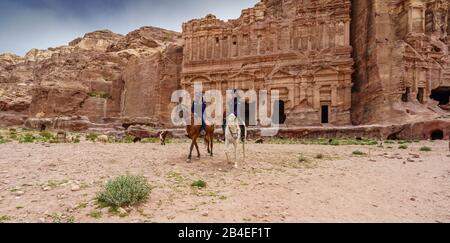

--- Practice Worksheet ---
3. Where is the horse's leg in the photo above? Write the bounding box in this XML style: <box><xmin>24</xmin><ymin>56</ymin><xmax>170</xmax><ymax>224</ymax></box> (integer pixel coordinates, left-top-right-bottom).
<box><xmin>234</xmin><ymin>142</ymin><xmax>238</xmax><ymax>168</ymax></box>
<box><xmin>204</xmin><ymin>136</ymin><xmax>211</xmax><ymax>155</ymax></box>
<box><xmin>242</xmin><ymin>140</ymin><xmax>246</xmax><ymax>162</ymax></box>
<box><xmin>194</xmin><ymin>137</ymin><xmax>201</xmax><ymax>158</ymax></box>
<box><xmin>210</xmin><ymin>133</ymin><xmax>214</xmax><ymax>157</ymax></box>
<box><xmin>225</xmin><ymin>138</ymin><xmax>230</xmax><ymax>164</ymax></box>
<box><xmin>187</xmin><ymin>138</ymin><xmax>195</xmax><ymax>162</ymax></box>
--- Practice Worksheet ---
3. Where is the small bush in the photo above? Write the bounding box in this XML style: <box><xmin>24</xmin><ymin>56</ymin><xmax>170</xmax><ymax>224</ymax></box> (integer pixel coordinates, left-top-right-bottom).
<box><xmin>88</xmin><ymin>91</ymin><xmax>112</xmax><ymax>99</ymax></box>
<box><xmin>88</xmin><ymin>210</ymin><xmax>102</xmax><ymax>219</ymax></box>
<box><xmin>191</xmin><ymin>180</ymin><xmax>207</xmax><ymax>189</ymax></box>
<box><xmin>19</xmin><ymin>133</ymin><xmax>36</xmax><ymax>143</ymax></box>
<box><xmin>141</xmin><ymin>138</ymin><xmax>159</xmax><ymax>144</ymax></box>
<box><xmin>86</xmin><ymin>133</ymin><xmax>98</xmax><ymax>142</ymax></box>
<box><xmin>399</xmin><ymin>145</ymin><xmax>408</xmax><ymax>150</ymax></box>
<box><xmin>398</xmin><ymin>140</ymin><xmax>413</xmax><ymax>145</ymax></box>
<box><xmin>0</xmin><ymin>135</ymin><xmax>8</xmax><ymax>144</ymax></box>
<box><xmin>97</xmin><ymin>175</ymin><xmax>151</xmax><ymax>208</ymax></box>
<box><xmin>315</xmin><ymin>153</ymin><xmax>325</xmax><ymax>159</ymax></box>
<box><xmin>420</xmin><ymin>146</ymin><xmax>432</xmax><ymax>152</ymax></box>
<box><xmin>298</xmin><ymin>154</ymin><xmax>309</xmax><ymax>163</ymax></box>
<box><xmin>39</xmin><ymin>131</ymin><xmax>54</xmax><ymax>140</ymax></box>
<box><xmin>0</xmin><ymin>215</ymin><xmax>11</xmax><ymax>223</ymax></box>
<box><xmin>123</xmin><ymin>135</ymin><xmax>136</xmax><ymax>143</ymax></box>
<box><xmin>352</xmin><ymin>150</ymin><xmax>367</xmax><ymax>156</ymax></box>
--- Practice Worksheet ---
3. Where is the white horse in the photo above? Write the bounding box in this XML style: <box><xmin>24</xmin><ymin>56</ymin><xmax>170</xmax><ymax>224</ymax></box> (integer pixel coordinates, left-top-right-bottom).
<box><xmin>225</xmin><ymin>114</ymin><xmax>247</xmax><ymax>168</ymax></box>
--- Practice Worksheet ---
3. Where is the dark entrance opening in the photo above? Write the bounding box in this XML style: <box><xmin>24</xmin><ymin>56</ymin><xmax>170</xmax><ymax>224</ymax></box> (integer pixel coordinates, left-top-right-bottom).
<box><xmin>402</xmin><ymin>87</ymin><xmax>411</xmax><ymax>102</ymax></box>
<box><xmin>430</xmin><ymin>86</ymin><xmax>450</xmax><ymax>105</ymax></box>
<box><xmin>417</xmin><ymin>88</ymin><xmax>424</xmax><ymax>103</ymax></box>
<box><xmin>272</xmin><ymin>100</ymin><xmax>286</xmax><ymax>125</ymax></box>
<box><xmin>243</xmin><ymin>101</ymin><xmax>257</xmax><ymax>126</ymax></box>
<box><xmin>321</xmin><ymin>105</ymin><xmax>329</xmax><ymax>124</ymax></box>
<box><xmin>431</xmin><ymin>130</ymin><xmax>444</xmax><ymax>140</ymax></box>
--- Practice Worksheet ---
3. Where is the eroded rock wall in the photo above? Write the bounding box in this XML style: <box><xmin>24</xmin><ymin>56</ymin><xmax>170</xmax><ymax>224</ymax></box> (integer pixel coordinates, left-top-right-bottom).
<box><xmin>0</xmin><ymin>27</ymin><xmax>183</xmax><ymax>129</ymax></box>
<box><xmin>351</xmin><ymin>0</ymin><xmax>450</xmax><ymax>125</ymax></box>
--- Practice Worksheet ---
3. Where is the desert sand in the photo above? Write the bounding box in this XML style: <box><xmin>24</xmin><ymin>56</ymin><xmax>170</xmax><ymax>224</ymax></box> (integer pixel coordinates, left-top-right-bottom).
<box><xmin>0</xmin><ymin>140</ymin><xmax>449</xmax><ymax>223</ymax></box>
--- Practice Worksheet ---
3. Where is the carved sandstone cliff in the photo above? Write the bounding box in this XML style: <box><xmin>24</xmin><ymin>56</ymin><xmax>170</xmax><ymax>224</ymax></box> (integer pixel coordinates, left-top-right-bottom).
<box><xmin>351</xmin><ymin>0</ymin><xmax>450</xmax><ymax>125</ymax></box>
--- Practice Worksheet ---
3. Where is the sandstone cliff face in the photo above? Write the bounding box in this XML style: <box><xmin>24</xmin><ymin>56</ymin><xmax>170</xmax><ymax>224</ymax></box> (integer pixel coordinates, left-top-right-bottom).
<box><xmin>1</xmin><ymin>0</ymin><xmax>449</xmax><ymax>132</ymax></box>
<box><xmin>0</xmin><ymin>26</ymin><xmax>183</xmax><ymax>128</ymax></box>
<box><xmin>351</xmin><ymin>0</ymin><xmax>450</xmax><ymax>125</ymax></box>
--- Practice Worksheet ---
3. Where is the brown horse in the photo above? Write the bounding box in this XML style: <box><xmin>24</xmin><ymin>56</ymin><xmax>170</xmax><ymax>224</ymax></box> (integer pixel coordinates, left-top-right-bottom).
<box><xmin>186</xmin><ymin>113</ymin><xmax>215</xmax><ymax>162</ymax></box>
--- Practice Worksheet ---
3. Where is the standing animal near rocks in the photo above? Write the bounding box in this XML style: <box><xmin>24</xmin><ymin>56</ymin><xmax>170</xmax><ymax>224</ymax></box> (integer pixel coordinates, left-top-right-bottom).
<box><xmin>159</xmin><ymin>131</ymin><xmax>169</xmax><ymax>145</ymax></box>
<box><xmin>183</xmin><ymin>104</ymin><xmax>215</xmax><ymax>162</ymax></box>
<box><xmin>225</xmin><ymin>114</ymin><xmax>247</xmax><ymax>168</ymax></box>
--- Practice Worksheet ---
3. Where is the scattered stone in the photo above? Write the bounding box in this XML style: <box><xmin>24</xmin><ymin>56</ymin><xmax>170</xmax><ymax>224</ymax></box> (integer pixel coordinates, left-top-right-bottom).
<box><xmin>117</xmin><ymin>207</ymin><xmax>127</xmax><ymax>215</ymax></box>
<box><xmin>13</xmin><ymin>190</ymin><xmax>25</xmax><ymax>196</ymax></box>
<box><xmin>42</xmin><ymin>186</ymin><xmax>51</xmax><ymax>191</ymax></box>
<box><xmin>202</xmin><ymin>212</ymin><xmax>209</xmax><ymax>217</ymax></box>
<box><xmin>56</xmin><ymin>131</ymin><xmax>67</xmax><ymax>143</ymax></box>
<box><xmin>71</xmin><ymin>185</ymin><xmax>81</xmax><ymax>192</ymax></box>
<box><xmin>407</xmin><ymin>158</ymin><xmax>415</xmax><ymax>163</ymax></box>
<box><xmin>39</xmin><ymin>218</ymin><xmax>46</xmax><ymax>223</ymax></box>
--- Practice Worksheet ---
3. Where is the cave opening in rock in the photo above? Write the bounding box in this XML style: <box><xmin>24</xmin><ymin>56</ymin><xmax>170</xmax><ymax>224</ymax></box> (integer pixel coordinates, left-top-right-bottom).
<box><xmin>321</xmin><ymin>105</ymin><xmax>329</xmax><ymax>124</ymax></box>
<box><xmin>431</xmin><ymin>130</ymin><xmax>444</xmax><ymax>140</ymax></box>
<box><xmin>402</xmin><ymin>87</ymin><xmax>411</xmax><ymax>102</ymax></box>
<box><xmin>417</xmin><ymin>87</ymin><xmax>424</xmax><ymax>103</ymax></box>
<box><xmin>430</xmin><ymin>86</ymin><xmax>450</xmax><ymax>105</ymax></box>
<box><xmin>272</xmin><ymin>100</ymin><xmax>286</xmax><ymax>125</ymax></box>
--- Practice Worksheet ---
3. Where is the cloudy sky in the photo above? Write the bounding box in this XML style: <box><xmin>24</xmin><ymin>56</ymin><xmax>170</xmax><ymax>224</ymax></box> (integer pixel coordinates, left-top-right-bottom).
<box><xmin>0</xmin><ymin>0</ymin><xmax>258</xmax><ymax>56</ymax></box>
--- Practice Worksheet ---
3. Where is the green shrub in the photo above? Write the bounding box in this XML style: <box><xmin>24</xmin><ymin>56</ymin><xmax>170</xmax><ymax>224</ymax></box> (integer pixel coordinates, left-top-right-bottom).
<box><xmin>298</xmin><ymin>154</ymin><xmax>309</xmax><ymax>163</ymax></box>
<box><xmin>86</xmin><ymin>133</ymin><xmax>98</xmax><ymax>142</ymax></box>
<box><xmin>123</xmin><ymin>135</ymin><xmax>135</xmax><ymax>143</ymax></box>
<box><xmin>97</xmin><ymin>175</ymin><xmax>151</xmax><ymax>208</ymax></box>
<box><xmin>19</xmin><ymin>133</ymin><xmax>36</xmax><ymax>143</ymax></box>
<box><xmin>39</xmin><ymin>131</ymin><xmax>54</xmax><ymax>140</ymax></box>
<box><xmin>398</xmin><ymin>140</ymin><xmax>413</xmax><ymax>145</ymax></box>
<box><xmin>420</xmin><ymin>146</ymin><xmax>432</xmax><ymax>152</ymax></box>
<box><xmin>141</xmin><ymin>138</ymin><xmax>159</xmax><ymax>144</ymax></box>
<box><xmin>88</xmin><ymin>91</ymin><xmax>112</xmax><ymax>99</ymax></box>
<box><xmin>88</xmin><ymin>210</ymin><xmax>102</xmax><ymax>219</ymax></box>
<box><xmin>399</xmin><ymin>145</ymin><xmax>408</xmax><ymax>150</ymax></box>
<box><xmin>352</xmin><ymin>150</ymin><xmax>367</xmax><ymax>156</ymax></box>
<box><xmin>0</xmin><ymin>215</ymin><xmax>11</xmax><ymax>223</ymax></box>
<box><xmin>315</xmin><ymin>153</ymin><xmax>325</xmax><ymax>159</ymax></box>
<box><xmin>0</xmin><ymin>135</ymin><xmax>7</xmax><ymax>144</ymax></box>
<box><xmin>191</xmin><ymin>180</ymin><xmax>207</xmax><ymax>189</ymax></box>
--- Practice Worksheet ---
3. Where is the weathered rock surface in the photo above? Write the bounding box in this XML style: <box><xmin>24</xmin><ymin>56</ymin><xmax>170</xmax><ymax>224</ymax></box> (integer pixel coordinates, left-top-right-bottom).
<box><xmin>351</xmin><ymin>0</ymin><xmax>450</xmax><ymax>125</ymax></box>
<box><xmin>0</xmin><ymin>0</ymin><xmax>449</xmax><ymax>140</ymax></box>
<box><xmin>0</xmin><ymin>27</ymin><xmax>183</xmax><ymax>129</ymax></box>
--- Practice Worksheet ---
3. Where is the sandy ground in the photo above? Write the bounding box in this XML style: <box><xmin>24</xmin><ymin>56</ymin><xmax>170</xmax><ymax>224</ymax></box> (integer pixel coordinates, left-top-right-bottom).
<box><xmin>0</xmin><ymin>139</ymin><xmax>449</xmax><ymax>223</ymax></box>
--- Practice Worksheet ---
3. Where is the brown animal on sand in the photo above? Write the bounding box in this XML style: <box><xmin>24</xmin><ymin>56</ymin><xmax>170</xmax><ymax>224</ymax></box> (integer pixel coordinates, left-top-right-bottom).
<box><xmin>255</xmin><ymin>138</ymin><xmax>264</xmax><ymax>144</ymax></box>
<box><xmin>184</xmin><ymin>108</ymin><xmax>215</xmax><ymax>162</ymax></box>
<box><xmin>160</xmin><ymin>131</ymin><xmax>170</xmax><ymax>145</ymax></box>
